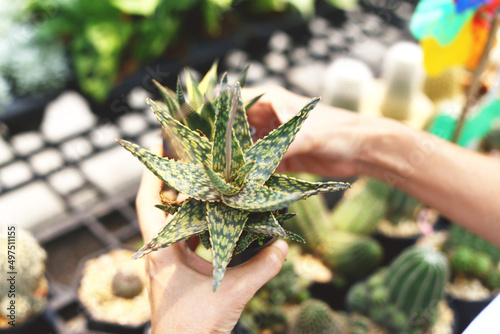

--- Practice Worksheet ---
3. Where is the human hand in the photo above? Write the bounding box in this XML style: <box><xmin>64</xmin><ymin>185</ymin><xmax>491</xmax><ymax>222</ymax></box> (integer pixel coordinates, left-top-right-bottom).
<box><xmin>136</xmin><ymin>146</ymin><xmax>289</xmax><ymax>334</ymax></box>
<box><xmin>243</xmin><ymin>86</ymin><xmax>390</xmax><ymax>178</ymax></box>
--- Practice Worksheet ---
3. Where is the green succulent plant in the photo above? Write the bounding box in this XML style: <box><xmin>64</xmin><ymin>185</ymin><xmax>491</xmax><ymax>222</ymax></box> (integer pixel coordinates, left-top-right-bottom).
<box><xmin>119</xmin><ymin>65</ymin><xmax>350</xmax><ymax>290</ymax></box>
<box><xmin>289</xmin><ymin>299</ymin><xmax>349</xmax><ymax>334</ymax></box>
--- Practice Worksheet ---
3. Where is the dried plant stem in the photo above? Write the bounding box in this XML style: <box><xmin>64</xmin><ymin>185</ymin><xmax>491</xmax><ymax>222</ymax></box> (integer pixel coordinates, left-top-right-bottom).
<box><xmin>225</xmin><ymin>91</ymin><xmax>238</xmax><ymax>181</ymax></box>
<box><xmin>452</xmin><ymin>10</ymin><xmax>500</xmax><ymax>143</ymax></box>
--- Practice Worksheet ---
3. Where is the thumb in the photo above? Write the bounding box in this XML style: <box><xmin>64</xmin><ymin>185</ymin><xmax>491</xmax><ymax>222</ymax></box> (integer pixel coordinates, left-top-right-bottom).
<box><xmin>225</xmin><ymin>240</ymin><xmax>288</xmax><ymax>298</ymax></box>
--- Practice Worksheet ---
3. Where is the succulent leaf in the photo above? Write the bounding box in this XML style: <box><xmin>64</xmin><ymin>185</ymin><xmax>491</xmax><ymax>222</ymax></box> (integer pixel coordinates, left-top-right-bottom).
<box><xmin>118</xmin><ymin>140</ymin><xmax>221</xmax><ymax>201</ymax></box>
<box><xmin>212</xmin><ymin>77</ymin><xmax>244</xmax><ymax>176</ymax></box>
<box><xmin>222</xmin><ymin>181</ymin><xmax>301</xmax><ymax>212</ymax></box>
<box><xmin>203</xmin><ymin>164</ymin><xmax>242</xmax><ymax>196</ymax></box>
<box><xmin>244</xmin><ymin>213</ymin><xmax>286</xmax><ymax>238</ymax></box>
<box><xmin>284</xmin><ymin>230</ymin><xmax>306</xmax><ymax>243</ymax></box>
<box><xmin>244</xmin><ymin>93</ymin><xmax>264</xmax><ymax>112</ymax></box>
<box><xmin>133</xmin><ymin>201</ymin><xmax>207</xmax><ymax>259</ymax></box>
<box><xmin>244</xmin><ymin>98</ymin><xmax>320</xmax><ymax>184</ymax></box>
<box><xmin>147</xmin><ymin>99</ymin><xmax>212</xmax><ymax>164</ymax></box>
<box><xmin>235</xmin><ymin>231</ymin><xmax>261</xmax><ymax>254</ymax></box>
<box><xmin>155</xmin><ymin>203</ymin><xmax>181</xmax><ymax>215</ymax></box>
<box><xmin>207</xmin><ymin>202</ymin><xmax>248</xmax><ymax>291</ymax></box>
<box><xmin>198</xmin><ymin>231</ymin><xmax>212</xmax><ymax>249</ymax></box>
<box><xmin>184</xmin><ymin>68</ymin><xmax>204</xmax><ymax>111</ymax></box>
<box><xmin>231</xmin><ymin>160</ymin><xmax>256</xmax><ymax>188</ymax></box>
<box><xmin>275</xmin><ymin>212</ymin><xmax>297</xmax><ymax>222</ymax></box>
<box><xmin>266</xmin><ymin>174</ymin><xmax>350</xmax><ymax>199</ymax></box>
<box><xmin>198</xmin><ymin>61</ymin><xmax>218</xmax><ymax>99</ymax></box>
<box><xmin>233</xmin><ymin>83</ymin><xmax>253</xmax><ymax>152</ymax></box>
<box><xmin>238</xmin><ymin>64</ymin><xmax>251</xmax><ymax>88</ymax></box>
<box><xmin>153</xmin><ymin>80</ymin><xmax>181</xmax><ymax>118</ymax></box>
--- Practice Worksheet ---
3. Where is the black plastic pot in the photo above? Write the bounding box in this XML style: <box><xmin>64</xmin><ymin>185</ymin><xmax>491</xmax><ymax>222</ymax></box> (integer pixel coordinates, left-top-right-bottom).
<box><xmin>447</xmin><ymin>294</ymin><xmax>495</xmax><ymax>333</ymax></box>
<box><xmin>73</xmin><ymin>247</ymin><xmax>149</xmax><ymax>334</ymax></box>
<box><xmin>374</xmin><ymin>232</ymin><xmax>419</xmax><ymax>266</ymax></box>
<box><xmin>229</xmin><ymin>237</ymin><xmax>277</xmax><ymax>267</ymax></box>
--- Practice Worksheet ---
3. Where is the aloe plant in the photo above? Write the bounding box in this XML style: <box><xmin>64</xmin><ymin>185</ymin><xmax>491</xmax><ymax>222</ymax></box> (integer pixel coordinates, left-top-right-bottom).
<box><xmin>119</xmin><ymin>65</ymin><xmax>350</xmax><ymax>290</ymax></box>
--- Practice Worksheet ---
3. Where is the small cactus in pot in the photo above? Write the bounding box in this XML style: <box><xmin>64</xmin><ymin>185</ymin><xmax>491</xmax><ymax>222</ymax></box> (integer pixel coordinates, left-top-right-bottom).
<box><xmin>119</xmin><ymin>64</ymin><xmax>350</xmax><ymax>290</ymax></box>
<box><xmin>347</xmin><ymin>246</ymin><xmax>449</xmax><ymax>333</ymax></box>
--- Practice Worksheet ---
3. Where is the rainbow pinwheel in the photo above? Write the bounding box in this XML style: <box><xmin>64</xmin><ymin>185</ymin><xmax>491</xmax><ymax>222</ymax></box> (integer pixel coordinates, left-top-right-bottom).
<box><xmin>411</xmin><ymin>0</ymin><xmax>500</xmax><ymax>76</ymax></box>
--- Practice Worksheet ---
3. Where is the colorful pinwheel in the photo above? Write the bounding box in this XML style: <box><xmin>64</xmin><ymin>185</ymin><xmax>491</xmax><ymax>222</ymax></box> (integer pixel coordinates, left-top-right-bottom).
<box><xmin>411</xmin><ymin>0</ymin><xmax>500</xmax><ymax>76</ymax></box>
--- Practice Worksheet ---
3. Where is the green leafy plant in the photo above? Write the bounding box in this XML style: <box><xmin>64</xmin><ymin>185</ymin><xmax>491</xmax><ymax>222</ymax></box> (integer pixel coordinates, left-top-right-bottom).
<box><xmin>119</xmin><ymin>65</ymin><xmax>349</xmax><ymax>290</ymax></box>
<box><xmin>347</xmin><ymin>246</ymin><xmax>449</xmax><ymax>334</ymax></box>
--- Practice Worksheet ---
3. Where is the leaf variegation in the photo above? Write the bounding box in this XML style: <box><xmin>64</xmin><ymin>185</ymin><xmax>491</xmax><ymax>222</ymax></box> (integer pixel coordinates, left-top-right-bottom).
<box><xmin>284</xmin><ymin>230</ymin><xmax>306</xmax><ymax>243</ymax></box>
<box><xmin>198</xmin><ymin>61</ymin><xmax>218</xmax><ymax>99</ymax></box>
<box><xmin>231</xmin><ymin>160</ymin><xmax>256</xmax><ymax>189</ymax></box>
<box><xmin>133</xmin><ymin>201</ymin><xmax>207</xmax><ymax>259</ymax></box>
<box><xmin>203</xmin><ymin>164</ymin><xmax>242</xmax><ymax>196</ymax></box>
<box><xmin>198</xmin><ymin>231</ymin><xmax>212</xmax><ymax>249</ymax></box>
<box><xmin>237</xmin><ymin>64</ymin><xmax>251</xmax><ymax>88</ymax></box>
<box><xmin>265</xmin><ymin>174</ymin><xmax>350</xmax><ymax>200</ymax></box>
<box><xmin>118</xmin><ymin>140</ymin><xmax>220</xmax><ymax>201</ymax></box>
<box><xmin>244</xmin><ymin>98</ymin><xmax>320</xmax><ymax>184</ymax></box>
<box><xmin>147</xmin><ymin>99</ymin><xmax>211</xmax><ymax>164</ymax></box>
<box><xmin>235</xmin><ymin>231</ymin><xmax>260</xmax><ymax>254</ymax></box>
<box><xmin>185</xmin><ymin>68</ymin><xmax>204</xmax><ymax>111</ymax></box>
<box><xmin>155</xmin><ymin>203</ymin><xmax>181</xmax><ymax>215</ymax></box>
<box><xmin>207</xmin><ymin>202</ymin><xmax>248</xmax><ymax>291</ymax></box>
<box><xmin>152</xmin><ymin>80</ymin><xmax>181</xmax><ymax>119</ymax></box>
<box><xmin>222</xmin><ymin>181</ymin><xmax>300</xmax><ymax>212</ymax></box>
<box><xmin>212</xmin><ymin>75</ymin><xmax>244</xmax><ymax>176</ymax></box>
<box><xmin>244</xmin><ymin>212</ymin><xmax>286</xmax><ymax>238</ymax></box>
<box><xmin>233</xmin><ymin>83</ymin><xmax>253</xmax><ymax>152</ymax></box>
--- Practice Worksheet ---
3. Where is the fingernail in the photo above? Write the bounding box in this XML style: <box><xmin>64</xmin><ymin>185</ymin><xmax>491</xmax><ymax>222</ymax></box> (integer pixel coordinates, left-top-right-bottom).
<box><xmin>273</xmin><ymin>240</ymin><xmax>288</xmax><ymax>259</ymax></box>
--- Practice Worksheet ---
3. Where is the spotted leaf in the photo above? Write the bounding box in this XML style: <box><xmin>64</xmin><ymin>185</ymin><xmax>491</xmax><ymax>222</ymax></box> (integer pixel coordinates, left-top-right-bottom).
<box><xmin>203</xmin><ymin>164</ymin><xmax>241</xmax><ymax>196</ymax></box>
<box><xmin>222</xmin><ymin>181</ymin><xmax>300</xmax><ymax>212</ymax></box>
<box><xmin>233</xmin><ymin>83</ymin><xmax>253</xmax><ymax>152</ymax></box>
<box><xmin>147</xmin><ymin>99</ymin><xmax>211</xmax><ymax>164</ymax></box>
<box><xmin>244</xmin><ymin>98</ymin><xmax>320</xmax><ymax>184</ymax></box>
<box><xmin>265</xmin><ymin>174</ymin><xmax>350</xmax><ymax>199</ymax></box>
<box><xmin>244</xmin><ymin>212</ymin><xmax>286</xmax><ymax>238</ymax></box>
<box><xmin>155</xmin><ymin>203</ymin><xmax>181</xmax><ymax>215</ymax></box>
<box><xmin>207</xmin><ymin>202</ymin><xmax>248</xmax><ymax>291</ymax></box>
<box><xmin>198</xmin><ymin>61</ymin><xmax>218</xmax><ymax>99</ymax></box>
<box><xmin>231</xmin><ymin>160</ymin><xmax>255</xmax><ymax>189</ymax></box>
<box><xmin>198</xmin><ymin>231</ymin><xmax>211</xmax><ymax>249</ymax></box>
<box><xmin>235</xmin><ymin>231</ymin><xmax>260</xmax><ymax>254</ymax></box>
<box><xmin>118</xmin><ymin>140</ymin><xmax>220</xmax><ymax>201</ymax></box>
<box><xmin>133</xmin><ymin>201</ymin><xmax>207</xmax><ymax>259</ymax></box>
<box><xmin>185</xmin><ymin>68</ymin><xmax>204</xmax><ymax>111</ymax></box>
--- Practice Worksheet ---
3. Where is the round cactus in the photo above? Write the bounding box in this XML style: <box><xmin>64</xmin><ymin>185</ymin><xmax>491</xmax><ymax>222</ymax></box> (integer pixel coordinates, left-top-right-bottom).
<box><xmin>321</xmin><ymin>232</ymin><xmax>383</xmax><ymax>279</ymax></box>
<box><xmin>486</xmin><ymin>269</ymin><xmax>500</xmax><ymax>290</ymax></box>
<box><xmin>347</xmin><ymin>282</ymin><xmax>371</xmax><ymax>314</ymax></box>
<box><xmin>385</xmin><ymin>188</ymin><xmax>420</xmax><ymax>224</ymax></box>
<box><xmin>471</xmin><ymin>252</ymin><xmax>494</xmax><ymax>279</ymax></box>
<box><xmin>449</xmin><ymin>246</ymin><xmax>475</xmax><ymax>274</ymax></box>
<box><xmin>111</xmin><ymin>268</ymin><xmax>144</xmax><ymax>299</ymax></box>
<box><xmin>385</xmin><ymin>247</ymin><xmax>449</xmax><ymax>325</ymax></box>
<box><xmin>0</xmin><ymin>229</ymin><xmax>46</xmax><ymax>296</ymax></box>
<box><xmin>289</xmin><ymin>299</ymin><xmax>349</xmax><ymax>334</ymax></box>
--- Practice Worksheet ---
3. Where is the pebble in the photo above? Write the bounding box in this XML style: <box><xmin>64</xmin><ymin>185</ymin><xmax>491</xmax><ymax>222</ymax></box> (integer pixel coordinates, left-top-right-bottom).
<box><xmin>308</xmin><ymin>17</ymin><xmax>330</xmax><ymax>37</ymax></box>
<box><xmin>117</xmin><ymin>112</ymin><xmax>148</xmax><ymax>137</ymax></box>
<box><xmin>224</xmin><ymin>49</ymin><xmax>249</xmax><ymax>70</ymax></box>
<box><xmin>286</xmin><ymin>62</ymin><xmax>328</xmax><ymax>96</ymax></box>
<box><xmin>0</xmin><ymin>160</ymin><xmax>32</xmax><ymax>189</ymax></box>
<box><xmin>29</xmin><ymin>148</ymin><xmax>64</xmax><ymax>175</ymax></box>
<box><xmin>263</xmin><ymin>52</ymin><xmax>289</xmax><ymax>73</ymax></box>
<box><xmin>308</xmin><ymin>38</ymin><xmax>330</xmax><ymax>58</ymax></box>
<box><xmin>10</xmin><ymin>131</ymin><xmax>44</xmax><ymax>155</ymax></box>
<box><xmin>47</xmin><ymin>167</ymin><xmax>85</xmax><ymax>194</ymax></box>
<box><xmin>60</xmin><ymin>137</ymin><xmax>93</xmax><ymax>163</ymax></box>
<box><xmin>268</xmin><ymin>31</ymin><xmax>292</xmax><ymax>52</ymax></box>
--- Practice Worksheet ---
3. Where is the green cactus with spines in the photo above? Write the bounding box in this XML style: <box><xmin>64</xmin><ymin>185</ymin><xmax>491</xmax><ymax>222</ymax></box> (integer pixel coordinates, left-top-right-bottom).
<box><xmin>486</xmin><ymin>268</ymin><xmax>500</xmax><ymax>290</ymax></box>
<box><xmin>385</xmin><ymin>187</ymin><xmax>421</xmax><ymax>225</ymax></box>
<box><xmin>111</xmin><ymin>267</ymin><xmax>144</xmax><ymax>299</ymax></box>
<box><xmin>321</xmin><ymin>232</ymin><xmax>383</xmax><ymax>279</ymax></box>
<box><xmin>347</xmin><ymin>246</ymin><xmax>449</xmax><ymax>333</ymax></box>
<box><xmin>332</xmin><ymin>178</ymin><xmax>391</xmax><ymax>235</ymax></box>
<box><xmin>289</xmin><ymin>299</ymin><xmax>349</xmax><ymax>334</ymax></box>
<box><xmin>449</xmin><ymin>246</ymin><xmax>475</xmax><ymax>274</ymax></box>
<box><xmin>447</xmin><ymin>224</ymin><xmax>500</xmax><ymax>290</ymax></box>
<box><xmin>119</xmin><ymin>63</ymin><xmax>350</xmax><ymax>291</ymax></box>
<box><xmin>0</xmin><ymin>229</ymin><xmax>48</xmax><ymax>325</ymax></box>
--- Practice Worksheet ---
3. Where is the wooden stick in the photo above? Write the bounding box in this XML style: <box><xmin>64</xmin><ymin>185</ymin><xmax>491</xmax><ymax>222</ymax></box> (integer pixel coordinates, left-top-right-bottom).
<box><xmin>452</xmin><ymin>10</ymin><xmax>500</xmax><ymax>143</ymax></box>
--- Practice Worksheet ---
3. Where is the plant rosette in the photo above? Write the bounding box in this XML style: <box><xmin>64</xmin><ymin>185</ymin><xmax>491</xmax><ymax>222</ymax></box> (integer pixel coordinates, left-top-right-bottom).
<box><xmin>119</xmin><ymin>63</ymin><xmax>350</xmax><ymax>291</ymax></box>
<box><xmin>76</xmin><ymin>248</ymin><xmax>150</xmax><ymax>333</ymax></box>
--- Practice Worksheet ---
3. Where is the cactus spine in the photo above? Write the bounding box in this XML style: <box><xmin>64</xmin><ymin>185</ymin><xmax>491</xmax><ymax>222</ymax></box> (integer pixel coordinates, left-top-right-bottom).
<box><xmin>332</xmin><ymin>178</ymin><xmax>391</xmax><ymax>235</ymax></box>
<box><xmin>289</xmin><ymin>299</ymin><xmax>349</xmax><ymax>334</ymax></box>
<box><xmin>347</xmin><ymin>246</ymin><xmax>449</xmax><ymax>333</ymax></box>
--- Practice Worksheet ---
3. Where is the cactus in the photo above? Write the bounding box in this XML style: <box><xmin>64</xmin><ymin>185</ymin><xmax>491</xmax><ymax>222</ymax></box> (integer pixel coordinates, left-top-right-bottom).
<box><xmin>486</xmin><ymin>269</ymin><xmax>500</xmax><ymax>290</ymax></box>
<box><xmin>385</xmin><ymin>187</ymin><xmax>421</xmax><ymax>225</ymax></box>
<box><xmin>0</xmin><ymin>229</ymin><xmax>48</xmax><ymax>326</ymax></box>
<box><xmin>332</xmin><ymin>178</ymin><xmax>391</xmax><ymax>235</ymax></box>
<box><xmin>448</xmin><ymin>224</ymin><xmax>500</xmax><ymax>262</ymax></box>
<box><xmin>449</xmin><ymin>246</ymin><xmax>475</xmax><ymax>274</ymax></box>
<box><xmin>321</xmin><ymin>232</ymin><xmax>383</xmax><ymax>279</ymax></box>
<box><xmin>111</xmin><ymin>267</ymin><xmax>144</xmax><ymax>299</ymax></box>
<box><xmin>289</xmin><ymin>299</ymin><xmax>349</xmax><ymax>334</ymax></box>
<box><xmin>347</xmin><ymin>246</ymin><xmax>449</xmax><ymax>333</ymax></box>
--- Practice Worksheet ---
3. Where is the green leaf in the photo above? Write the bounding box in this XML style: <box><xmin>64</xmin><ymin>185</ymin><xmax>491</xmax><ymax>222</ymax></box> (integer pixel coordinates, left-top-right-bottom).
<box><xmin>198</xmin><ymin>61</ymin><xmax>218</xmax><ymax>99</ymax></box>
<box><xmin>155</xmin><ymin>203</ymin><xmax>181</xmax><ymax>215</ymax></box>
<box><xmin>233</xmin><ymin>83</ymin><xmax>253</xmax><ymax>152</ymax></box>
<box><xmin>235</xmin><ymin>231</ymin><xmax>260</xmax><ymax>254</ymax></box>
<box><xmin>275</xmin><ymin>212</ymin><xmax>297</xmax><ymax>223</ymax></box>
<box><xmin>147</xmin><ymin>99</ymin><xmax>212</xmax><ymax>165</ymax></box>
<box><xmin>222</xmin><ymin>181</ymin><xmax>300</xmax><ymax>212</ymax></box>
<box><xmin>244</xmin><ymin>98</ymin><xmax>320</xmax><ymax>184</ymax></box>
<box><xmin>231</xmin><ymin>161</ymin><xmax>256</xmax><ymax>189</ymax></box>
<box><xmin>244</xmin><ymin>213</ymin><xmax>286</xmax><ymax>238</ymax></box>
<box><xmin>211</xmin><ymin>75</ymin><xmax>244</xmax><ymax>176</ymax></box>
<box><xmin>153</xmin><ymin>80</ymin><xmax>181</xmax><ymax>119</ymax></box>
<box><xmin>184</xmin><ymin>68</ymin><xmax>204</xmax><ymax>111</ymax></box>
<box><xmin>265</xmin><ymin>174</ymin><xmax>350</xmax><ymax>199</ymax></box>
<box><xmin>110</xmin><ymin>0</ymin><xmax>161</xmax><ymax>15</ymax></box>
<box><xmin>237</xmin><ymin>64</ymin><xmax>251</xmax><ymax>88</ymax></box>
<box><xmin>244</xmin><ymin>93</ymin><xmax>264</xmax><ymax>112</ymax></box>
<box><xmin>118</xmin><ymin>140</ymin><xmax>221</xmax><ymax>201</ymax></box>
<box><xmin>199</xmin><ymin>231</ymin><xmax>212</xmax><ymax>249</ymax></box>
<box><xmin>284</xmin><ymin>230</ymin><xmax>306</xmax><ymax>243</ymax></box>
<box><xmin>207</xmin><ymin>203</ymin><xmax>248</xmax><ymax>291</ymax></box>
<box><xmin>203</xmin><ymin>164</ymin><xmax>242</xmax><ymax>196</ymax></box>
<box><xmin>133</xmin><ymin>201</ymin><xmax>207</xmax><ymax>259</ymax></box>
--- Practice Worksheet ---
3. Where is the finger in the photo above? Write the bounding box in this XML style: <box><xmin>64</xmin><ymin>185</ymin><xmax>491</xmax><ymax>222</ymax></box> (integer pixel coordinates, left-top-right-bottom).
<box><xmin>136</xmin><ymin>144</ymin><xmax>166</xmax><ymax>241</ymax></box>
<box><xmin>224</xmin><ymin>240</ymin><xmax>288</xmax><ymax>298</ymax></box>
